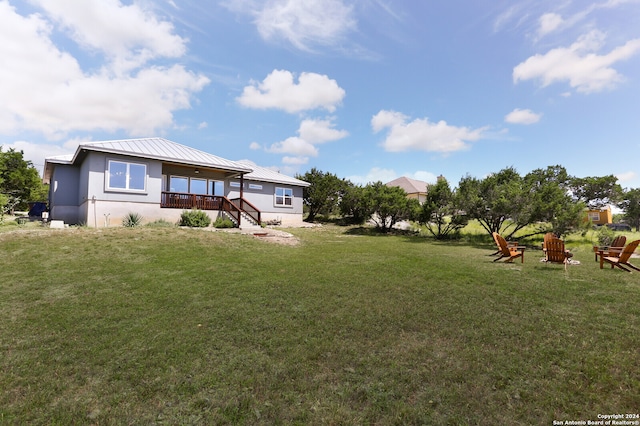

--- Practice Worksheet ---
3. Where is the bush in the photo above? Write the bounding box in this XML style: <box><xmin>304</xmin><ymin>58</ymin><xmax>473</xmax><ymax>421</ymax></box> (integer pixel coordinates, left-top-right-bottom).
<box><xmin>179</xmin><ymin>210</ymin><xmax>211</xmax><ymax>227</ymax></box>
<box><xmin>146</xmin><ymin>219</ymin><xmax>174</xmax><ymax>228</ymax></box>
<box><xmin>122</xmin><ymin>212</ymin><xmax>143</xmax><ymax>228</ymax></box>
<box><xmin>213</xmin><ymin>217</ymin><xmax>235</xmax><ymax>228</ymax></box>
<box><xmin>596</xmin><ymin>225</ymin><xmax>615</xmax><ymax>246</ymax></box>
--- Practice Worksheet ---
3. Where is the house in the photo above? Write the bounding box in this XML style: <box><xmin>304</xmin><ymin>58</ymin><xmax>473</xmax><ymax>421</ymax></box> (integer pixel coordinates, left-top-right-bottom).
<box><xmin>43</xmin><ymin>138</ymin><xmax>310</xmax><ymax>228</ymax></box>
<box><xmin>385</xmin><ymin>176</ymin><xmax>429</xmax><ymax>204</ymax></box>
<box><xmin>585</xmin><ymin>206</ymin><xmax>613</xmax><ymax>225</ymax></box>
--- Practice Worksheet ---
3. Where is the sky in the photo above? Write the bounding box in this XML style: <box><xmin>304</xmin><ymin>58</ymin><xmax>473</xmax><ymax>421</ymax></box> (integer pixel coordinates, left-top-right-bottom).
<box><xmin>1</xmin><ymin>0</ymin><xmax>640</xmax><ymax>189</ymax></box>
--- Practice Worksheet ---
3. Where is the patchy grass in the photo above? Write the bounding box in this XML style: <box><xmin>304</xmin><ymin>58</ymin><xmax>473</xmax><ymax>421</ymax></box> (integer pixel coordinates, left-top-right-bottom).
<box><xmin>0</xmin><ymin>225</ymin><xmax>638</xmax><ymax>424</ymax></box>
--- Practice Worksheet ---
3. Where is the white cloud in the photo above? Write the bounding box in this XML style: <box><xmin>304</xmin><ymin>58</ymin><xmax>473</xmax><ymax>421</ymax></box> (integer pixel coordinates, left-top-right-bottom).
<box><xmin>537</xmin><ymin>13</ymin><xmax>564</xmax><ymax>38</ymax></box>
<box><xmin>224</xmin><ymin>0</ymin><xmax>356</xmax><ymax>52</ymax></box>
<box><xmin>371</xmin><ymin>110</ymin><xmax>486</xmax><ymax>153</ymax></box>
<box><xmin>237</xmin><ymin>69</ymin><xmax>345</xmax><ymax>113</ymax></box>
<box><xmin>282</xmin><ymin>156</ymin><xmax>309</xmax><ymax>165</ymax></box>
<box><xmin>249</xmin><ymin>142</ymin><xmax>262</xmax><ymax>150</ymax></box>
<box><xmin>266</xmin><ymin>136</ymin><xmax>318</xmax><ymax>157</ymax></box>
<box><xmin>616</xmin><ymin>171</ymin><xmax>637</xmax><ymax>183</ymax></box>
<box><xmin>0</xmin><ymin>1</ymin><xmax>209</xmax><ymax>140</ymax></box>
<box><xmin>298</xmin><ymin>117</ymin><xmax>349</xmax><ymax>143</ymax></box>
<box><xmin>412</xmin><ymin>171</ymin><xmax>438</xmax><ymax>184</ymax></box>
<box><xmin>346</xmin><ymin>167</ymin><xmax>397</xmax><ymax>185</ymax></box>
<box><xmin>3</xmin><ymin>140</ymin><xmax>75</xmax><ymax>175</ymax></box>
<box><xmin>513</xmin><ymin>30</ymin><xmax>640</xmax><ymax>93</ymax></box>
<box><xmin>198</xmin><ymin>122</ymin><xmax>208</xmax><ymax>129</ymax></box>
<box><xmin>504</xmin><ymin>108</ymin><xmax>542</xmax><ymax>125</ymax></box>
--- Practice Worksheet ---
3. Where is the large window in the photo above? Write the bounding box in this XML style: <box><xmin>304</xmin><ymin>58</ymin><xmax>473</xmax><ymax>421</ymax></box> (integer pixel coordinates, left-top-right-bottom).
<box><xmin>169</xmin><ymin>176</ymin><xmax>224</xmax><ymax>196</ymax></box>
<box><xmin>209</xmin><ymin>180</ymin><xmax>224</xmax><ymax>196</ymax></box>
<box><xmin>169</xmin><ymin>176</ymin><xmax>188</xmax><ymax>193</ymax></box>
<box><xmin>107</xmin><ymin>160</ymin><xmax>146</xmax><ymax>191</ymax></box>
<box><xmin>275</xmin><ymin>187</ymin><xmax>293</xmax><ymax>207</ymax></box>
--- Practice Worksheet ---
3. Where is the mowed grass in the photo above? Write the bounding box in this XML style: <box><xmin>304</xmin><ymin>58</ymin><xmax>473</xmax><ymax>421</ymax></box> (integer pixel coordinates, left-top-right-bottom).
<box><xmin>1</xmin><ymin>225</ymin><xmax>639</xmax><ymax>425</ymax></box>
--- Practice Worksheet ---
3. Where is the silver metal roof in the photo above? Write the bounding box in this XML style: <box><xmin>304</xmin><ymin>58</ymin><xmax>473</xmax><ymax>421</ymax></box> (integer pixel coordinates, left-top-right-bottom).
<box><xmin>239</xmin><ymin>161</ymin><xmax>310</xmax><ymax>187</ymax></box>
<box><xmin>77</xmin><ymin>138</ymin><xmax>252</xmax><ymax>173</ymax></box>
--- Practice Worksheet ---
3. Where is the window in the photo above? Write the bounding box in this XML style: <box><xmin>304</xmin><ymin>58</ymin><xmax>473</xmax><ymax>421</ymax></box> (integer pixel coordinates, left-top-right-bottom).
<box><xmin>107</xmin><ymin>160</ymin><xmax>147</xmax><ymax>191</ymax></box>
<box><xmin>275</xmin><ymin>187</ymin><xmax>293</xmax><ymax>207</ymax></box>
<box><xmin>249</xmin><ymin>183</ymin><xmax>263</xmax><ymax>190</ymax></box>
<box><xmin>209</xmin><ymin>180</ymin><xmax>224</xmax><ymax>196</ymax></box>
<box><xmin>190</xmin><ymin>178</ymin><xmax>207</xmax><ymax>194</ymax></box>
<box><xmin>170</xmin><ymin>176</ymin><xmax>188</xmax><ymax>193</ymax></box>
<box><xmin>230</xmin><ymin>181</ymin><xmax>241</xmax><ymax>188</ymax></box>
<box><xmin>588</xmin><ymin>212</ymin><xmax>601</xmax><ymax>221</ymax></box>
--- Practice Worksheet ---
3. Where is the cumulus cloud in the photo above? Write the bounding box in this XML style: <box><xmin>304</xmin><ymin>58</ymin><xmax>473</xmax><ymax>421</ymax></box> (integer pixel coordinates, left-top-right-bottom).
<box><xmin>0</xmin><ymin>1</ymin><xmax>209</xmax><ymax>140</ymax></box>
<box><xmin>616</xmin><ymin>171</ymin><xmax>637</xmax><ymax>183</ymax></box>
<box><xmin>346</xmin><ymin>167</ymin><xmax>398</xmax><ymax>185</ymax></box>
<box><xmin>249</xmin><ymin>142</ymin><xmax>262</xmax><ymax>150</ymax></box>
<box><xmin>224</xmin><ymin>0</ymin><xmax>356</xmax><ymax>52</ymax></box>
<box><xmin>237</xmin><ymin>70</ymin><xmax>345</xmax><ymax>113</ymax></box>
<box><xmin>282</xmin><ymin>156</ymin><xmax>309</xmax><ymax>165</ymax></box>
<box><xmin>513</xmin><ymin>30</ymin><xmax>640</xmax><ymax>93</ymax></box>
<box><xmin>537</xmin><ymin>13</ymin><xmax>564</xmax><ymax>38</ymax></box>
<box><xmin>264</xmin><ymin>116</ymin><xmax>347</xmax><ymax>161</ymax></box>
<box><xmin>371</xmin><ymin>110</ymin><xmax>486</xmax><ymax>153</ymax></box>
<box><xmin>504</xmin><ymin>108</ymin><xmax>542</xmax><ymax>125</ymax></box>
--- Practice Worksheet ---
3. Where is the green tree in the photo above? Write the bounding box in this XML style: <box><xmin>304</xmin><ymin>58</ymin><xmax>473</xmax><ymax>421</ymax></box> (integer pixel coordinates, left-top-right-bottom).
<box><xmin>618</xmin><ymin>188</ymin><xmax>640</xmax><ymax>231</ymax></box>
<box><xmin>523</xmin><ymin>165</ymin><xmax>584</xmax><ymax>237</ymax></box>
<box><xmin>457</xmin><ymin>167</ymin><xmax>530</xmax><ymax>239</ymax></box>
<box><xmin>338</xmin><ymin>181</ymin><xmax>371</xmax><ymax>225</ymax></box>
<box><xmin>297</xmin><ymin>168</ymin><xmax>345</xmax><ymax>222</ymax></box>
<box><xmin>569</xmin><ymin>175</ymin><xmax>622</xmax><ymax>209</ymax></box>
<box><xmin>364</xmin><ymin>181</ymin><xmax>419</xmax><ymax>232</ymax></box>
<box><xmin>0</xmin><ymin>147</ymin><xmax>47</xmax><ymax>213</ymax></box>
<box><xmin>419</xmin><ymin>178</ymin><xmax>468</xmax><ymax>239</ymax></box>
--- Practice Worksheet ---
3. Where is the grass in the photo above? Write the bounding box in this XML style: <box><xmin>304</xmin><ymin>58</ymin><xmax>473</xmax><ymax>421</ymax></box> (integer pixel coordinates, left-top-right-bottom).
<box><xmin>1</xmin><ymin>224</ymin><xmax>639</xmax><ymax>424</ymax></box>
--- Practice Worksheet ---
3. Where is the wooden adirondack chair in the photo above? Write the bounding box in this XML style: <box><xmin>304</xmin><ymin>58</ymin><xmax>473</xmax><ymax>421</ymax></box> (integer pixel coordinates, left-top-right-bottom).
<box><xmin>599</xmin><ymin>239</ymin><xmax>640</xmax><ymax>272</ymax></box>
<box><xmin>543</xmin><ymin>232</ymin><xmax>573</xmax><ymax>263</ymax></box>
<box><xmin>491</xmin><ymin>232</ymin><xmax>517</xmax><ymax>256</ymax></box>
<box><xmin>593</xmin><ymin>235</ymin><xmax>626</xmax><ymax>262</ymax></box>
<box><xmin>493</xmin><ymin>233</ymin><xmax>525</xmax><ymax>263</ymax></box>
<box><xmin>543</xmin><ymin>236</ymin><xmax>572</xmax><ymax>270</ymax></box>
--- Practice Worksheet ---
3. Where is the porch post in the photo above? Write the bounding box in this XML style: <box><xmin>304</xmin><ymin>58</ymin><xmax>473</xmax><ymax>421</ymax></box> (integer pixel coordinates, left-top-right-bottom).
<box><xmin>238</xmin><ymin>173</ymin><xmax>244</xmax><ymax>227</ymax></box>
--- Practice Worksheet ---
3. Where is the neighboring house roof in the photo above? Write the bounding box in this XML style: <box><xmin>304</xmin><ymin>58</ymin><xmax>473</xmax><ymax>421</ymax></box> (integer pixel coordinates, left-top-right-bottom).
<box><xmin>385</xmin><ymin>176</ymin><xmax>429</xmax><ymax>194</ymax></box>
<box><xmin>238</xmin><ymin>161</ymin><xmax>310</xmax><ymax>187</ymax></box>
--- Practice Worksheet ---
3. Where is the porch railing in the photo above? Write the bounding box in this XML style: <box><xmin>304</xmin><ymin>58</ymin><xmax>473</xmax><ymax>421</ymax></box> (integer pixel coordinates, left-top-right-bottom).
<box><xmin>161</xmin><ymin>192</ymin><xmax>255</xmax><ymax>227</ymax></box>
<box><xmin>230</xmin><ymin>197</ymin><xmax>261</xmax><ymax>225</ymax></box>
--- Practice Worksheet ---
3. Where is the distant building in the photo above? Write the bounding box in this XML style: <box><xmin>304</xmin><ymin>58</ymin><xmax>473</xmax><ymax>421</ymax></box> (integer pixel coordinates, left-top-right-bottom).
<box><xmin>385</xmin><ymin>176</ymin><xmax>429</xmax><ymax>204</ymax></box>
<box><xmin>585</xmin><ymin>206</ymin><xmax>612</xmax><ymax>225</ymax></box>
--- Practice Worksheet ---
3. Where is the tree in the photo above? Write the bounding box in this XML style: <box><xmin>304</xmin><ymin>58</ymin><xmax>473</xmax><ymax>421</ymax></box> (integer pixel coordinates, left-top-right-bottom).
<box><xmin>297</xmin><ymin>168</ymin><xmax>345</xmax><ymax>222</ymax></box>
<box><xmin>364</xmin><ymin>182</ymin><xmax>419</xmax><ymax>232</ymax></box>
<box><xmin>418</xmin><ymin>177</ymin><xmax>468</xmax><ymax>239</ymax></box>
<box><xmin>618</xmin><ymin>188</ymin><xmax>640</xmax><ymax>231</ymax></box>
<box><xmin>339</xmin><ymin>181</ymin><xmax>371</xmax><ymax>225</ymax></box>
<box><xmin>0</xmin><ymin>147</ymin><xmax>47</xmax><ymax>213</ymax></box>
<box><xmin>522</xmin><ymin>165</ymin><xmax>584</xmax><ymax>237</ymax></box>
<box><xmin>569</xmin><ymin>175</ymin><xmax>622</xmax><ymax>209</ymax></box>
<box><xmin>457</xmin><ymin>167</ymin><xmax>531</xmax><ymax>239</ymax></box>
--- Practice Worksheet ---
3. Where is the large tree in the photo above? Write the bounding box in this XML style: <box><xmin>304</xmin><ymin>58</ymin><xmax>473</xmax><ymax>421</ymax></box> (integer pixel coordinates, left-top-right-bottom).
<box><xmin>457</xmin><ymin>167</ymin><xmax>531</xmax><ymax>239</ymax></box>
<box><xmin>297</xmin><ymin>168</ymin><xmax>345</xmax><ymax>222</ymax></box>
<box><xmin>0</xmin><ymin>147</ymin><xmax>47</xmax><ymax>213</ymax></box>
<box><xmin>618</xmin><ymin>188</ymin><xmax>640</xmax><ymax>231</ymax></box>
<box><xmin>569</xmin><ymin>175</ymin><xmax>622</xmax><ymax>209</ymax></box>
<box><xmin>338</xmin><ymin>181</ymin><xmax>371</xmax><ymax>225</ymax></box>
<box><xmin>418</xmin><ymin>177</ymin><xmax>467</xmax><ymax>239</ymax></box>
<box><xmin>364</xmin><ymin>181</ymin><xmax>419</xmax><ymax>232</ymax></box>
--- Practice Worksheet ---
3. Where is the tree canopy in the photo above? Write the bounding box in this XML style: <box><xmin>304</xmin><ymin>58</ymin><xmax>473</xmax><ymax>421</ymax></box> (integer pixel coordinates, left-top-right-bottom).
<box><xmin>0</xmin><ymin>147</ymin><xmax>47</xmax><ymax>213</ymax></box>
<box><xmin>297</xmin><ymin>168</ymin><xmax>345</xmax><ymax>222</ymax></box>
<box><xmin>419</xmin><ymin>177</ymin><xmax>467</xmax><ymax>239</ymax></box>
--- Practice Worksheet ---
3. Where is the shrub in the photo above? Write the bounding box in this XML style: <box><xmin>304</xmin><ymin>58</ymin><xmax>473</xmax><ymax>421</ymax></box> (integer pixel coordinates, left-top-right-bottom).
<box><xmin>122</xmin><ymin>212</ymin><xmax>143</xmax><ymax>228</ymax></box>
<box><xmin>146</xmin><ymin>218</ymin><xmax>174</xmax><ymax>228</ymax></box>
<box><xmin>596</xmin><ymin>225</ymin><xmax>615</xmax><ymax>246</ymax></box>
<box><xmin>213</xmin><ymin>217</ymin><xmax>235</xmax><ymax>228</ymax></box>
<box><xmin>179</xmin><ymin>210</ymin><xmax>211</xmax><ymax>227</ymax></box>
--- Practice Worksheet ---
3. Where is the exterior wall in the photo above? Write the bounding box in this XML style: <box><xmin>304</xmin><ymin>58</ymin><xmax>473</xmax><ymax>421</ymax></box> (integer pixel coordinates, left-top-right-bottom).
<box><xmin>586</xmin><ymin>207</ymin><xmax>612</xmax><ymax>225</ymax></box>
<box><xmin>227</xmin><ymin>180</ymin><xmax>305</xmax><ymax>216</ymax></box>
<box><xmin>49</xmin><ymin>164</ymin><xmax>80</xmax><ymax>224</ymax></box>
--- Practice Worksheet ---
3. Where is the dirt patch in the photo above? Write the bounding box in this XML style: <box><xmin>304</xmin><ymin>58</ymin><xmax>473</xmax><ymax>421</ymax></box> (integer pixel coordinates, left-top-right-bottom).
<box><xmin>249</xmin><ymin>229</ymin><xmax>300</xmax><ymax>246</ymax></box>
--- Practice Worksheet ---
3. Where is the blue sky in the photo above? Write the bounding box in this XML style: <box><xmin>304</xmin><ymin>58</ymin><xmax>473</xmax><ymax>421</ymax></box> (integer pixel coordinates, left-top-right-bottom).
<box><xmin>1</xmin><ymin>0</ymin><xmax>639</xmax><ymax>188</ymax></box>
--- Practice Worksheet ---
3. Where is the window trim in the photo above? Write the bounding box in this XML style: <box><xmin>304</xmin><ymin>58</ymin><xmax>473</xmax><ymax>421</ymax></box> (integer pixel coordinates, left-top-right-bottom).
<box><xmin>106</xmin><ymin>159</ymin><xmax>148</xmax><ymax>193</ymax></box>
<box><xmin>274</xmin><ymin>186</ymin><xmax>293</xmax><ymax>208</ymax></box>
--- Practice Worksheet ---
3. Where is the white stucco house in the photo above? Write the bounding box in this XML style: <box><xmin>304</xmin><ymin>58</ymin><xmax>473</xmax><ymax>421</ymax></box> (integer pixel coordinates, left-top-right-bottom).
<box><xmin>43</xmin><ymin>138</ymin><xmax>310</xmax><ymax>228</ymax></box>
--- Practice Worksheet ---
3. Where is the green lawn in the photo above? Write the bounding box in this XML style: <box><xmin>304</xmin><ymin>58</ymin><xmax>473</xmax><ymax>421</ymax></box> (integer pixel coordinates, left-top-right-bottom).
<box><xmin>1</xmin><ymin>225</ymin><xmax>638</xmax><ymax>425</ymax></box>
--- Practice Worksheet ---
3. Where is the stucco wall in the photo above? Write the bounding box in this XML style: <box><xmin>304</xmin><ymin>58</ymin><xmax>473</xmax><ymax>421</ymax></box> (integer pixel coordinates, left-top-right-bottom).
<box><xmin>49</xmin><ymin>164</ymin><xmax>80</xmax><ymax>224</ymax></box>
<box><xmin>227</xmin><ymin>180</ymin><xmax>305</xmax><ymax>215</ymax></box>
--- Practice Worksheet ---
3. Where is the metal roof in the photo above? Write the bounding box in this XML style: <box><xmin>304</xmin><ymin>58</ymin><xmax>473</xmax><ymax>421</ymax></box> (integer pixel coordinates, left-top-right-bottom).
<box><xmin>238</xmin><ymin>161</ymin><xmax>310</xmax><ymax>187</ymax></box>
<box><xmin>76</xmin><ymin>138</ymin><xmax>252</xmax><ymax>173</ymax></box>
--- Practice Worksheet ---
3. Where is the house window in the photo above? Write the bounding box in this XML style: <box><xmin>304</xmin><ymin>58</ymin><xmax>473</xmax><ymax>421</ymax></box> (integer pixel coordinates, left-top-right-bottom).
<box><xmin>170</xmin><ymin>176</ymin><xmax>189</xmax><ymax>193</ymax></box>
<box><xmin>230</xmin><ymin>181</ymin><xmax>241</xmax><ymax>188</ymax></box>
<box><xmin>275</xmin><ymin>187</ymin><xmax>293</xmax><ymax>207</ymax></box>
<box><xmin>209</xmin><ymin>180</ymin><xmax>224</xmax><ymax>196</ymax></box>
<box><xmin>107</xmin><ymin>160</ymin><xmax>147</xmax><ymax>191</ymax></box>
<box><xmin>249</xmin><ymin>183</ymin><xmax>263</xmax><ymax>190</ymax></box>
<box><xmin>588</xmin><ymin>212</ymin><xmax>601</xmax><ymax>221</ymax></box>
<box><xmin>190</xmin><ymin>178</ymin><xmax>207</xmax><ymax>195</ymax></box>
